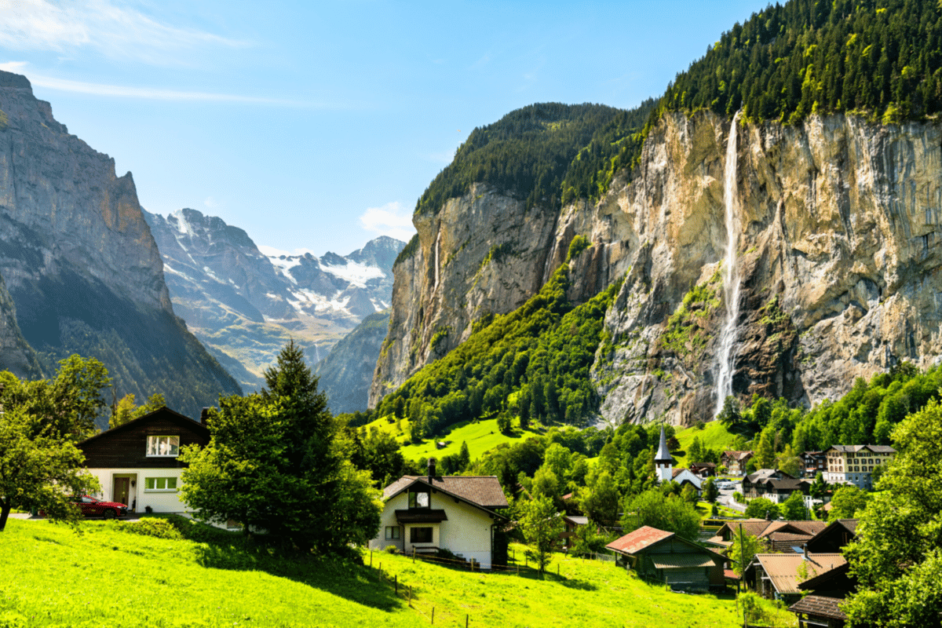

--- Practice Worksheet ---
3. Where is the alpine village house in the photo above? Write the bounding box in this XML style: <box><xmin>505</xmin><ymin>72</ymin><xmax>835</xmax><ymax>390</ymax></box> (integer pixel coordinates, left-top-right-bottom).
<box><xmin>77</xmin><ymin>407</ymin><xmax>210</xmax><ymax>514</ymax></box>
<box><xmin>370</xmin><ymin>459</ymin><xmax>509</xmax><ymax>569</ymax></box>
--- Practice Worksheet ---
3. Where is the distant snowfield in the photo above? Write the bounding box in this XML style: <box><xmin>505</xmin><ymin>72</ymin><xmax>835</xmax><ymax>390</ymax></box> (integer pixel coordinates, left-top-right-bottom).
<box><xmin>321</xmin><ymin>260</ymin><xmax>384</xmax><ymax>288</ymax></box>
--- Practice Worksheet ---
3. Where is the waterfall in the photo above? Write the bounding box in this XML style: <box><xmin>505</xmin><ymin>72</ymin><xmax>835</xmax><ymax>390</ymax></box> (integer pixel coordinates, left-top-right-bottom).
<box><xmin>715</xmin><ymin>112</ymin><xmax>742</xmax><ymax>418</ymax></box>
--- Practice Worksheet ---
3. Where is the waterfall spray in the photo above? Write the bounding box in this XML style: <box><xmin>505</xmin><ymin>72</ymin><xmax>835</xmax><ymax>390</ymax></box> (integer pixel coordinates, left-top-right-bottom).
<box><xmin>714</xmin><ymin>112</ymin><xmax>742</xmax><ymax>418</ymax></box>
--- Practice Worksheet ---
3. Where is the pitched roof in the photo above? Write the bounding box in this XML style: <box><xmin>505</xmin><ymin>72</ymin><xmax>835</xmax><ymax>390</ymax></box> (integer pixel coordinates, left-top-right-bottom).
<box><xmin>564</xmin><ymin>515</ymin><xmax>589</xmax><ymax>526</ymax></box>
<box><xmin>382</xmin><ymin>475</ymin><xmax>509</xmax><ymax>510</ymax></box>
<box><xmin>650</xmin><ymin>554</ymin><xmax>717</xmax><ymax>569</ymax></box>
<box><xmin>78</xmin><ymin>406</ymin><xmax>207</xmax><ymax>447</ymax></box>
<box><xmin>798</xmin><ymin>561</ymin><xmax>851</xmax><ymax>591</ymax></box>
<box><xmin>606</xmin><ymin>526</ymin><xmax>674</xmax><ymax>555</ymax></box>
<box><xmin>750</xmin><ymin>553</ymin><xmax>847</xmax><ymax>595</ymax></box>
<box><xmin>789</xmin><ymin>595</ymin><xmax>847</xmax><ymax>620</ymax></box>
<box><xmin>745</xmin><ymin>468</ymin><xmax>797</xmax><ymax>484</ymax></box>
<box><xmin>654</xmin><ymin>426</ymin><xmax>671</xmax><ymax>463</ymax></box>
<box><xmin>723</xmin><ymin>450</ymin><xmax>754</xmax><ymax>461</ymax></box>
<box><xmin>807</xmin><ymin>519</ymin><xmax>858</xmax><ymax>547</ymax></box>
<box><xmin>763</xmin><ymin>521</ymin><xmax>828</xmax><ymax>537</ymax></box>
<box><xmin>826</xmin><ymin>444</ymin><xmax>896</xmax><ymax>454</ymax></box>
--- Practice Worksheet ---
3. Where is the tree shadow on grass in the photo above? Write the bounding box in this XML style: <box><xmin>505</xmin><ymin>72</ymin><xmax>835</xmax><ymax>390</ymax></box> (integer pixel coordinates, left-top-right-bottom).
<box><xmin>169</xmin><ymin>519</ymin><xmax>404</xmax><ymax>613</ymax></box>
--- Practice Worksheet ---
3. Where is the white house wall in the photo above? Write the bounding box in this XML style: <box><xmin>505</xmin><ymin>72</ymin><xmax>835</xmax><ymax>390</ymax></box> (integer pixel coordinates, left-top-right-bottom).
<box><xmin>369</xmin><ymin>490</ymin><xmax>498</xmax><ymax>569</ymax></box>
<box><xmin>87</xmin><ymin>468</ymin><xmax>189</xmax><ymax>514</ymax></box>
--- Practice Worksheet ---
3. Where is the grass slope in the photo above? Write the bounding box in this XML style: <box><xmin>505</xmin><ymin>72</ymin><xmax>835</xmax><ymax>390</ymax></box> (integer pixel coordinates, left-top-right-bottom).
<box><xmin>674</xmin><ymin>421</ymin><xmax>738</xmax><ymax>467</ymax></box>
<box><xmin>0</xmin><ymin>521</ymin><xmax>793</xmax><ymax>627</ymax></box>
<box><xmin>0</xmin><ymin>519</ymin><xmax>419</xmax><ymax>628</ymax></box>
<box><xmin>376</xmin><ymin>543</ymin><xmax>791</xmax><ymax>628</ymax></box>
<box><xmin>398</xmin><ymin>418</ymin><xmax>543</xmax><ymax>461</ymax></box>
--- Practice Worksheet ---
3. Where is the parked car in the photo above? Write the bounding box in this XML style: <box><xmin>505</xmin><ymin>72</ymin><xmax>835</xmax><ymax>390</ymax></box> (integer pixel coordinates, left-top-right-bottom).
<box><xmin>55</xmin><ymin>496</ymin><xmax>129</xmax><ymax>519</ymax></box>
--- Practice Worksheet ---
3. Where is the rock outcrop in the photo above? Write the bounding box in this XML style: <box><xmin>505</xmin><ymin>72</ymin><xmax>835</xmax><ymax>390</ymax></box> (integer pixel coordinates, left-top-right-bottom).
<box><xmin>146</xmin><ymin>207</ymin><xmax>404</xmax><ymax>392</ymax></box>
<box><xmin>315</xmin><ymin>310</ymin><xmax>390</xmax><ymax>414</ymax></box>
<box><xmin>372</xmin><ymin>110</ymin><xmax>942</xmax><ymax>427</ymax></box>
<box><xmin>0</xmin><ymin>70</ymin><xmax>241</xmax><ymax>421</ymax></box>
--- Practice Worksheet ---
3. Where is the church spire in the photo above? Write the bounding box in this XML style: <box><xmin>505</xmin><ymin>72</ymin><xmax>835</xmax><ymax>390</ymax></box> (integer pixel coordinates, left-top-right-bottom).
<box><xmin>655</xmin><ymin>426</ymin><xmax>671</xmax><ymax>463</ymax></box>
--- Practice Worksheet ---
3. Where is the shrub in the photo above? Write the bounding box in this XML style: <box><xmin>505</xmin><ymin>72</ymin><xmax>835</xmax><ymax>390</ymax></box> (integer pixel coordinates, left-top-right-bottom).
<box><xmin>383</xmin><ymin>545</ymin><xmax>398</xmax><ymax>554</ymax></box>
<box><xmin>111</xmin><ymin>517</ymin><xmax>182</xmax><ymax>540</ymax></box>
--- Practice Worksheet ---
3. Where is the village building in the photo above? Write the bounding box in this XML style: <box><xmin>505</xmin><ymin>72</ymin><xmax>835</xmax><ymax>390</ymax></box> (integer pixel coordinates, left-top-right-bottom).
<box><xmin>606</xmin><ymin>526</ymin><xmax>726</xmax><ymax>592</ymax></box>
<box><xmin>806</xmin><ymin>519</ymin><xmax>858</xmax><ymax>554</ymax></box>
<box><xmin>743</xmin><ymin>469</ymin><xmax>812</xmax><ymax>505</ymax></box>
<box><xmin>743</xmin><ymin>550</ymin><xmax>847</xmax><ymax>603</ymax></box>
<box><xmin>824</xmin><ymin>445</ymin><xmax>896</xmax><ymax>489</ymax></box>
<box><xmin>77</xmin><ymin>407</ymin><xmax>209</xmax><ymax>514</ymax></box>
<box><xmin>670</xmin><ymin>467</ymin><xmax>703</xmax><ymax>491</ymax></box>
<box><xmin>370</xmin><ymin>460</ymin><xmax>508</xmax><ymax>569</ymax></box>
<box><xmin>709</xmin><ymin>519</ymin><xmax>828</xmax><ymax>555</ymax></box>
<box><xmin>800</xmin><ymin>451</ymin><xmax>827</xmax><ymax>478</ymax></box>
<box><xmin>722</xmin><ymin>450</ymin><xmax>754</xmax><ymax>476</ymax></box>
<box><xmin>689</xmin><ymin>462</ymin><xmax>717</xmax><ymax>478</ymax></box>
<box><xmin>789</xmin><ymin>562</ymin><xmax>853</xmax><ymax>627</ymax></box>
<box><xmin>559</xmin><ymin>514</ymin><xmax>590</xmax><ymax>549</ymax></box>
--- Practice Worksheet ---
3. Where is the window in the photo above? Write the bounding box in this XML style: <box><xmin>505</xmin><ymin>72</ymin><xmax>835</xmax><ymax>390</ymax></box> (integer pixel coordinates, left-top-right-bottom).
<box><xmin>144</xmin><ymin>477</ymin><xmax>178</xmax><ymax>492</ymax></box>
<box><xmin>385</xmin><ymin>526</ymin><xmax>401</xmax><ymax>540</ymax></box>
<box><xmin>146</xmin><ymin>435</ymin><xmax>180</xmax><ymax>457</ymax></box>
<box><xmin>410</xmin><ymin>527</ymin><xmax>433</xmax><ymax>543</ymax></box>
<box><xmin>409</xmin><ymin>491</ymin><xmax>429</xmax><ymax>509</ymax></box>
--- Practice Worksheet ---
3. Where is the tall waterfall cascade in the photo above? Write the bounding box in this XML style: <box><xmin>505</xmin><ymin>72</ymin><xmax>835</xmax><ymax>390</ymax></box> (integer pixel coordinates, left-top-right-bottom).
<box><xmin>714</xmin><ymin>112</ymin><xmax>742</xmax><ymax>417</ymax></box>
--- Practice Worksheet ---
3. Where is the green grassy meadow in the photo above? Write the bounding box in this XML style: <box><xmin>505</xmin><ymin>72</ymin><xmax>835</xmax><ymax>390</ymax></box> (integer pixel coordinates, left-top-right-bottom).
<box><xmin>0</xmin><ymin>519</ymin><xmax>793</xmax><ymax>628</ymax></box>
<box><xmin>674</xmin><ymin>422</ymin><xmax>738</xmax><ymax>467</ymax></box>
<box><xmin>359</xmin><ymin>415</ymin><xmax>544</xmax><ymax>463</ymax></box>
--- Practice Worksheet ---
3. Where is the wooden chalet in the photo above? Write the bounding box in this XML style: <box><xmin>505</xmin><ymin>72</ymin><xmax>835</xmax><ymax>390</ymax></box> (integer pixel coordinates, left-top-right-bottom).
<box><xmin>800</xmin><ymin>451</ymin><xmax>827</xmax><ymax>478</ymax></box>
<box><xmin>743</xmin><ymin>469</ymin><xmax>811</xmax><ymax>503</ymax></box>
<box><xmin>790</xmin><ymin>562</ymin><xmax>854</xmax><ymax>627</ymax></box>
<box><xmin>689</xmin><ymin>462</ymin><xmax>717</xmax><ymax>478</ymax></box>
<box><xmin>709</xmin><ymin>519</ymin><xmax>828</xmax><ymax>554</ymax></box>
<box><xmin>744</xmin><ymin>550</ymin><xmax>846</xmax><ymax>603</ymax></box>
<box><xmin>606</xmin><ymin>526</ymin><xmax>726</xmax><ymax>592</ymax></box>
<box><xmin>806</xmin><ymin>519</ymin><xmax>858</xmax><ymax>554</ymax></box>
<box><xmin>77</xmin><ymin>407</ymin><xmax>209</xmax><ymax>514</ymax></box>
<box><xmin>722</xmin><ymin>450</ymin><xmax>754</xmax><ymax>475</ymax></box>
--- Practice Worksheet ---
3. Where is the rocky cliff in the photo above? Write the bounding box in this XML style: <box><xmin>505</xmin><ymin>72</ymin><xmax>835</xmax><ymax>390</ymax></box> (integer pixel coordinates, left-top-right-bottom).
<box><xmin>372</xmin><ymin>110</ymin><xmax>942</xmax><ymax>427</ymax></box>
<box><xmin>314</xmin><ymin>310</ymin><xmax>390</xmax><ymax>414</ymax></box>
<box><xmin>0</xmin><ymin>70</ymin><xmax>241</xmax><ymax>420</ymax></box>
<box><xmin>145</xmin><ymin>207</ymin><xmax>404</xmax><ymax>392</ymax></box>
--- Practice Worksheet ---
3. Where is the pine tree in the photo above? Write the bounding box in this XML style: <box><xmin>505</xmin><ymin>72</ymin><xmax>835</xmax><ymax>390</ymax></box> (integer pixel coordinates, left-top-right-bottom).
<box><xmin>458</xmin><ymin>441</ymin><xmax>471</xmax><ymax>471</ymax></box>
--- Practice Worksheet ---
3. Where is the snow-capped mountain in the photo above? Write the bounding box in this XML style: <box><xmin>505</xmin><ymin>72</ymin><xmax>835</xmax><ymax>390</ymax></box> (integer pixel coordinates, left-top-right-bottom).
<box><xmin>145</xmin><ymin>207</ymin><xmax>405</xmax><ymax>392</ymax></box>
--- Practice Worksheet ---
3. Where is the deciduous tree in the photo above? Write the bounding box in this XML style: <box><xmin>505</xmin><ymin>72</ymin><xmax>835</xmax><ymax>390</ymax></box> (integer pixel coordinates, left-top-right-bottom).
<box><xmin>519</xmin><ymin>494</ymin><xmax>563</xmax><ymax>574</ymax></box>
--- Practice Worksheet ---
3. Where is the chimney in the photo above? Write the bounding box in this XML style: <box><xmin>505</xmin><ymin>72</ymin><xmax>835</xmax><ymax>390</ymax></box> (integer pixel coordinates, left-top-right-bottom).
<box><xmin>428</xmin><ymin>458</ymin><xmax>436</xmax><ymax>483</ymax></box>
<box><xmin>200</xmin><ymin>407</ymin><xmax>210</xmax><ymax>425</ymax></box>
<box><xmin>802</xmin><ymin>543</ymin><xmax>809</xmax><ymax>561</ymax></box>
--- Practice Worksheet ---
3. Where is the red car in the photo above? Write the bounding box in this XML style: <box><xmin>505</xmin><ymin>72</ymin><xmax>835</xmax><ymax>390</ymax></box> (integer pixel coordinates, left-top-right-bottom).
<box><xmin>71</xmin><ymin>495</ymin><xmax>129</xmax><ymax>519</ymax></box>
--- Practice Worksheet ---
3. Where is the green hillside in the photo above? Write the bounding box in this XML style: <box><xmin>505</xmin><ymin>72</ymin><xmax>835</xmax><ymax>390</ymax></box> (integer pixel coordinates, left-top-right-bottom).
<box><xmin>673</xmin><ymin>422</ymin><xmax>739</xmax><ymax>467</ymax></box>
<box><xmin>398</xmin><ymin>417</ymin><xmax>543</xmax><ymax>461</ymax></box>
<box><xmin>0</xmin><ymin>518</ymin><xmax>790</xmax><ymax>628</ymax></box>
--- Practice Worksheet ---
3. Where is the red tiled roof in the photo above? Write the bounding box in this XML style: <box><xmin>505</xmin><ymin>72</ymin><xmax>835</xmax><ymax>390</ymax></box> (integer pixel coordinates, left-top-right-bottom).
<box><xmin>606</xmin><ymin>526</ymin><xmax>674</xmax><ymax>555</ymax></box>
<box><xmin>724</xmin><ymin>569</ymin><xmax>740</xmax><ymax>581</ymax></box>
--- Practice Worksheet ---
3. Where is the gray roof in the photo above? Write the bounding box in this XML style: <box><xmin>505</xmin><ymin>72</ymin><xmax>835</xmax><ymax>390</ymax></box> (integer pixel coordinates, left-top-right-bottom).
<box><xmin>654</xmin><ymin>426</ymin><xmax>672</xmax><ymax>462</ymax></box>
<box><xmin>827</xmin><ymin>444</ymin><xmax>896</xmax><ymax>454</ymax></box>
<box><xmin>383</xmin><ymin>475</ymin><xmax>509</xmax><ymax>510</ymax></box>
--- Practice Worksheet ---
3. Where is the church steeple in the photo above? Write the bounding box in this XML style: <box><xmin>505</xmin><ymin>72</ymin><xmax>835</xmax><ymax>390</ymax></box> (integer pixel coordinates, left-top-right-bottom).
<box><xmin>655</xmin><ymin>426</ymin><xmax>673</xmax><ymax>483</ymax></box>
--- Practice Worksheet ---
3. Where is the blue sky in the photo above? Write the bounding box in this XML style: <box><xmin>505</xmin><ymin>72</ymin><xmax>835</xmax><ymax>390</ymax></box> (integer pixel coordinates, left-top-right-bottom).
<box><xmin>0</xmin><ymin>0</ymin><xmax>771</xmax><ymax>256</ymax></box>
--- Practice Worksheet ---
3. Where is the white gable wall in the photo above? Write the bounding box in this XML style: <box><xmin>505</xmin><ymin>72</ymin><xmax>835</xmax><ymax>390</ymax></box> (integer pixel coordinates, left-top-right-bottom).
<box><xmin>369</xmin><ymin>489</ymin><xmax>498</xmax><ymax>568</ymax></box>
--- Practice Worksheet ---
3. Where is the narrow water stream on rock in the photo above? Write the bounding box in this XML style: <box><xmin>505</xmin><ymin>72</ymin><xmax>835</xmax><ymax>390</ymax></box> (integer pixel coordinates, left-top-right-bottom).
<box><xmin>715</xmin><ymin>111</ymin><xmax>742</xmax><ymax>417</ymax></box>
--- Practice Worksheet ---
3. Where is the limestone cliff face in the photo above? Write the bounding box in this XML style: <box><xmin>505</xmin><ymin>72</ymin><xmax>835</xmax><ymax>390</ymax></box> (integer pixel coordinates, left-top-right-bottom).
<box><xmin>373</xmin><ymin>109</ymin><xmax>942</xmax><ymax>426</ymax></box>
<box><xmin>368</xmin><ymin>186</ymin><xmax>560</xmax><ymax>405</ymax></box>
<box><xmin>0</xmin><ymin>70</ymin><xmax>241</xmax><ymax>420</ymax></box>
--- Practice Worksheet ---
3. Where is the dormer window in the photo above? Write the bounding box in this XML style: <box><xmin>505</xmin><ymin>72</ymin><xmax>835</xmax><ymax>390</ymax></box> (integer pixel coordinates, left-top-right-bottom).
<box><xmin>146</xmin><ymin>435</ymin><xmax>180</xmax><ymax>457</ymax></box>
<box><xmin>408</xmin><ymin>490</ymin><xmax>430</xmax><ymax>509</ymax></box>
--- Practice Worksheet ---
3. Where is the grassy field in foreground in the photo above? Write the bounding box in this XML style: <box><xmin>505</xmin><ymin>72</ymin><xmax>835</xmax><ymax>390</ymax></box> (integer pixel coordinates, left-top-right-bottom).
<box><xmin>0</xmin><ymin>519</ymin><xmax>794</xmax><ymax>628</ymax></box>
<box><xmin>0</xmin><ymin>518</ymin><xmax>419</xmax><ymax>628</ymax></box>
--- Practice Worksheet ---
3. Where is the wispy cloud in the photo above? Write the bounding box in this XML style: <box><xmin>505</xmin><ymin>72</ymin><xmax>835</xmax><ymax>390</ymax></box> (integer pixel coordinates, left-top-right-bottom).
<box><xmin>0</xmin><ymin>62</ymin><xmax>321</xmax><ymax>106</ymax></box>
<box><xmin>0</xmin><ymin>0</ymin><xmax>246</xmax><ymax>64</ymax></box>
<box><xmin>358</xmin><ymin>201</ymin><xmax>415</xmax><ymax>242</ymax></box>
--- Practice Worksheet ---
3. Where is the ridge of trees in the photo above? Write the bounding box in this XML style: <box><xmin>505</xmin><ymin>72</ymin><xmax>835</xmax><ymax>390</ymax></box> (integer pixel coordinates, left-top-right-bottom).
<box><xmin>658</xmin><ymin>0</ymin><xmax>942</xmax><ymax>124</ymax></box>
<box><xmin>410</xmin><ymin>101</ymin><xmax>655</xmax><ymax>226</ymax></box>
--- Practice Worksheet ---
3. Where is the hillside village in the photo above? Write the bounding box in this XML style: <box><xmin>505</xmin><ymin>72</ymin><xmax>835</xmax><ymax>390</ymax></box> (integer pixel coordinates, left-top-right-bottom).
<box><xmin>4</xmin><ymin>0</ymin><xmax>942</xmax><ymax>626</ymax></box>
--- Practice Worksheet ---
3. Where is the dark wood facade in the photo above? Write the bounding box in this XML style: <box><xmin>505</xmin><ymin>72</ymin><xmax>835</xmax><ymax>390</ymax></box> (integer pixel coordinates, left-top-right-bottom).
<box><xmin>79</xmin><ymin>408</ymin><xmax>209</xmax><ymax>469</ymax></box>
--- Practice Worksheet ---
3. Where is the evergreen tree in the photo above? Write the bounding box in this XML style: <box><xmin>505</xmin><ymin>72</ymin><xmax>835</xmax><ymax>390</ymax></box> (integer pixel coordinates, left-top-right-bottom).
<box><xmin>458</xmin><ymin>441</ymin><xmax>471</xmax><ymax>471</ymax></box>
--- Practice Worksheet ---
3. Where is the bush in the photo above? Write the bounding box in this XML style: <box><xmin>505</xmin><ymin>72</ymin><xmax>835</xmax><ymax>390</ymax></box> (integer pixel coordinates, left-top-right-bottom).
<box><xmin>383</xmin><ymin>545</ymin><xmax>398</xmax><ymax>554</ymax></box>
<box><xmin>110</xmin><ymin>517</ymin><xmax>182</xmax><ymax>540</ymax></box>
